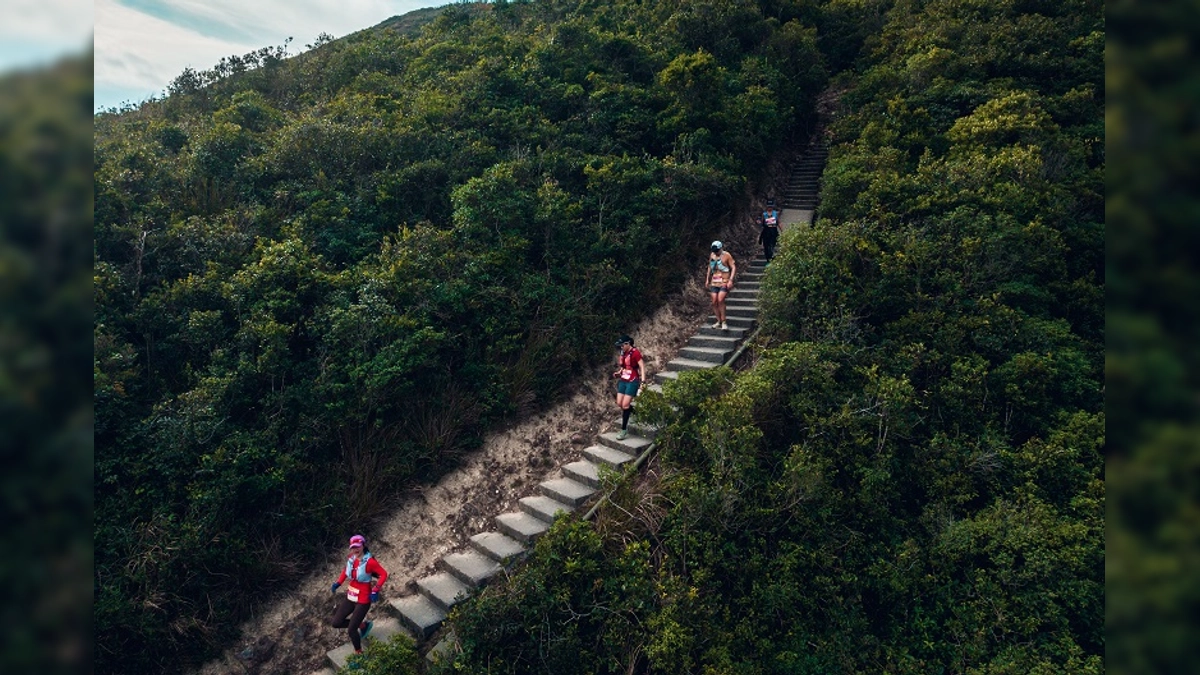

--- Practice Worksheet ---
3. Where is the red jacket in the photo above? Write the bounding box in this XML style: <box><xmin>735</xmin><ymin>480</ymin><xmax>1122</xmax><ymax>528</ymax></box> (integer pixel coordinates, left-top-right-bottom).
<box><xmin>337</xmin><ymin>555</ymin><xmax>388</xmax><ymax>604</ymax></box>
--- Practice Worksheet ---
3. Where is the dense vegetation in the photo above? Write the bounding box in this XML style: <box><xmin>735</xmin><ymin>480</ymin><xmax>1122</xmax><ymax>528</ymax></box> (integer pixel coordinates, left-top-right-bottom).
<box><xmin>1106</xmin><ymin>1</ymin><xmax>1200</xmax><ymax>672</ymax></box>
<box><xmin>435</xmin><ymin>0</ymin><xmax>1104</xmax><ymax>672</ymax></box>
<box><xmin>0</xmin><ymin>53</ymin><xmax>93</xmax><ymax>674</ymax></box>
<box><xmin>93</xmin><ymin>1</ymin><xmax>830</xmax><ymax>670</ymax></box>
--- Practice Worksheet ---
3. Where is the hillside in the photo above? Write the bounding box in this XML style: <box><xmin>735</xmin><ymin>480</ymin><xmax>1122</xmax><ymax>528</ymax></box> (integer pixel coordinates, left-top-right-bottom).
<box><xmin>95</xmin><ymin>0</ymin><xmax>1103</xmax><ymax>672</ymax></box>
<box><xmin>93</xmin><ymin>1</ymin><xmax>828</xmax><ymax>672</ymax></box>
<box><xmin>413</xmin><ymin>0</ymin><xmax>1105</xmax><ymax>673</ymax></box>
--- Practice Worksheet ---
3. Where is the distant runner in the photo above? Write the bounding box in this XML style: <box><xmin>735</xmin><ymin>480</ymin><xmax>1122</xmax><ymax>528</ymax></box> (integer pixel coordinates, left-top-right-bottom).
<box><xmin>706</xmin><ymin>241</ymin><xmax>737</xmax><ymax>331</ymax></box>
<box><xmin>613</xmin><ymin>335</ymin><xmax>645</xmax><ymax>440</ymax></box>
<box><xmin>329</xmin><ymin>535</ymin><xmax>388</xmax><ymax>655</ymax></box>
<box><xmin>758</xmin><ymin>199</ymin><xmax>783</xmax><ymax>262</ymax></box>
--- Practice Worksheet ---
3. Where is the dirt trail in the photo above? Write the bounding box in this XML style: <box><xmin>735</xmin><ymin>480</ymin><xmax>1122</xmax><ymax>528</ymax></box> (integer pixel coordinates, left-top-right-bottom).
<box><xmin>196</xmin><ymin>183</ymin><xmax>776</xmax><ymax>675</ymax></box>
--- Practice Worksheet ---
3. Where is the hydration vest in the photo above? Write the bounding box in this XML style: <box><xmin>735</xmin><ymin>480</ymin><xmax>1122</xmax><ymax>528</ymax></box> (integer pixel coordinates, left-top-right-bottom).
<box><xmin>345</xmin><ymin>552</ymin><xmax>374</xmax><ymax>584</ymax></box>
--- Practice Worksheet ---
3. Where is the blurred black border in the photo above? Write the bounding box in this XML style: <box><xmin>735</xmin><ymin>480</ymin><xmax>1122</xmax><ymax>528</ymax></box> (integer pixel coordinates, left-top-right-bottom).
<box><xmin>0</xmin><ymin>1</ymin><xmax>1188</xmax><ymax>672</ymax></box>
<box><xmin>1106</xmin><ymin>1</ymin><xmax>1200</xmax><ymax>673</ymax></box>
<box><xmin>0</xmin><ymin>50</ymin><xmax>93</xmax><ymax>672</ymax></box>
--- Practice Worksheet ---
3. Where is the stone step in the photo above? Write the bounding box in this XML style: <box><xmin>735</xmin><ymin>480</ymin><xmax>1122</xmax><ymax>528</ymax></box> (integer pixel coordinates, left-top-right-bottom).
<box><xmin>688</xmin><ymin>334</ymin><xmax>740</xmax><ymax>349</ymax></box>
<box><xmin>679</xmin><ymin>345</ymin><xmax>733</xmax><ymax>363</ymax></box>
<box><xmin>584</xmin><ymin>444</ymin><xmax>637</xmax><ymax>468</ymax></box>
<box><xmin>654</xmin><ymin>370</ymin><xmax>681</xmax><ymax>384</ymax></box>
<box><xmin>327</xmin><ymin>618</ymin><xmax>407</xmax><ymax>670</ymax></box>
<box><xmin>597</xmin><ymin>430</ymin><xmax>653</xmax><ymax>454</ymax></box>
<box><xmin>563</xmin><ymin>459</ymin><xmax>603</xmax><ymax>488</ymax></box>
<box><xmin>538</xmin><ymin>477</ymin><xmax>597</xmax><ymax>507</ymax></box>
<box><xmin>469</xmin><ymin>531</ymin><xmax>526</xmax><ymax>563</ymax></box>
<box><xmin>610</xmin><ymin>416</ymin><xmax>661</xmax><ymax>440</ymax></box>
<box><xmin>426</xmin><ymin>632</ymin><xmax>457</xmax><ymax>664</ymax></box>
<box><xmin>664</xmin><ymin>357</ymin><xmax>720</xmax><ymax>373</ymax></box>
<box><xmin>519</xmin><ymin>494</ymin><xmax>575</xmax><ymax>523</ymax></box>
<box><xmin>495</xmin><ymin>510</ymin><xmax>551</xmax><ymax>543</ymax></box>
<box><xmin>391</xmin><ymin>594</ymin><xmax>446</xmax><ymax>639</ymax></box>
<box><xmin>440</xmin><ymin>550</ymin><xmax>502</xmax><ymax>588</ymax></box>
<box><xmin>724</xmin><ymin>305</ymin><xmax>758</xmax><ymax>319</ymax></box>
<box><xmin>706</xmin><ymin>315</ymin><xmax>756</xmax><ymax>328</ymax></box>
<box><xmin>697</xmin><ymin>324</ymin><xmax>749</xmax><ymax>338</ymax></box>
<box><xmin>417</xmin><ymin>572</ymin><xmax>471</xmax><ymax>613</ymax></box>
<box><xmin>735</xmin><ymin>281</ymin><xmax>761</xmax><ymax>289</ymax></box>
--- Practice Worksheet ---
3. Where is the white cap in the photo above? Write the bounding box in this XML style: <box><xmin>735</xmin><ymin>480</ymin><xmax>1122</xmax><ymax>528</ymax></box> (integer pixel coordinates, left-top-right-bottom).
<box><xmin>711</xmin><ymin>240</ymin><xmax>722</xmax><ymax>249</ymax></box>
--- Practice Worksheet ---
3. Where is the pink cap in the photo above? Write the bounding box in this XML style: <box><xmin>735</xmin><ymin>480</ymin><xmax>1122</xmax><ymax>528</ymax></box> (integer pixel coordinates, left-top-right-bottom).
<box><xmin>348</xmin><ymin>535</ymin><xmax>366</xmax><ymax>548</ymax></box>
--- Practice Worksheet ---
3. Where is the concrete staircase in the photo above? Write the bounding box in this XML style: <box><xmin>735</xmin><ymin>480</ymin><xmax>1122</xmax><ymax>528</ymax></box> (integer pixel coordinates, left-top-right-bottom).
<box><xmin>321</xmin><ymin>259</ymin><xmax>765</xmax><ymax>671</ymax></box>
<box><xmin>779</xmin><ymin>139</ymin><xmax>828</xmax><ymax>226</ymax></box>
<box><xmin>652</xmin><ymin>258</ymin><xmax>765</xmax><ymax>387</ymax></box>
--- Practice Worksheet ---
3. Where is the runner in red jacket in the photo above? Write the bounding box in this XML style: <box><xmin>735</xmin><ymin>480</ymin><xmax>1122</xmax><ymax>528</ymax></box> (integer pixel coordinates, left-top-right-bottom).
<box><xmin>329</xmin><ymin>534</ymin><xmax>388</xmax><ymax>654</ymax></box>
<box><xmin>613</xmin><ymin>335</ymin><xmax>646</xmax><ymax>440</ymax></box>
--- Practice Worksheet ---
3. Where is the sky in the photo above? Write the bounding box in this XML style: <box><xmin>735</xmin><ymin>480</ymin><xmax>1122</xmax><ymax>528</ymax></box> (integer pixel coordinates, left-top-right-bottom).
<box><xmin>0</xmin><ymin>0</ymin><xmax>94</xmax><ymax>73</ymax></box>
<box><xmin>92</xmin><ymin>0</ymin><xmax>441</xmax><ymax>111</ymax></box>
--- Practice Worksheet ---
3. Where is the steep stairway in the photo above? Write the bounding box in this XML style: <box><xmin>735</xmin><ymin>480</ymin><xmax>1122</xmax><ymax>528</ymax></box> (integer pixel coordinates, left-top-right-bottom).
<box><xmin>320</xmin><ymin>258</ymin><xmax>766</xmax><ymax>671</ymax></box>
<box><xmin>779</xmin><ymin>138</ymin><xmax>828</xmax><ymax>225</ymax></box>
<box><xmin>650</xmin><ymin>258</ymin><xmax>765</xmax><ymax>387</ymax></box>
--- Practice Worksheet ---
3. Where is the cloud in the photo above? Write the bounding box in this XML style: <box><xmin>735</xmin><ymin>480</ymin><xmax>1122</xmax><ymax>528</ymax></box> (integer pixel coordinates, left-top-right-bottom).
<box><xmin>94</xmin><ymin>0</ymin><xmax>437</xmax><ymax>108</ymax></box>
<box><xmin>132</xmin><ymin>0</ymin><xmax>406</xmax><ymax>43</ymax></box>
<box><xmin>95</xmin><ymin>0</ymin><xmax>252</xmax><ymax>96</ymax></box>
<box><xmin>0</xmin><ymin>0</ymin><xmax>93</xmax><ymax>73</ymax></box>
<box><xmin>2</xmin><ymin>0</ymin><xmax>93</xmax><ymax>43</ymax></box>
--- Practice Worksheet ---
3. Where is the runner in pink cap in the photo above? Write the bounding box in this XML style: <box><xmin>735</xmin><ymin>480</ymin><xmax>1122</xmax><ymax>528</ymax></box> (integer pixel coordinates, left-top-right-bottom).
<box><xmin>329</xmin><ymin>535</ymin><xmax>388</xmax><ymax>654</ymax></box>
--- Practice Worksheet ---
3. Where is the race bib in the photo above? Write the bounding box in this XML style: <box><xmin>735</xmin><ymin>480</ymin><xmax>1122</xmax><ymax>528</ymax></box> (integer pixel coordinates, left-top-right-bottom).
<box><xmin>621</xmin><ymin>368</ymin><xmax>635</xmax><ymax>381</ymax></box>
<box><xmin>346</xmin><ymin>585</ymin><xmax>361</xmax><ymax>602</ymax></box>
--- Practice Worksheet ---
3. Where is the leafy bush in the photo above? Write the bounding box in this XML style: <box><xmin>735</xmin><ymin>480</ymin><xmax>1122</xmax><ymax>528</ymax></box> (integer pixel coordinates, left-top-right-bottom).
<box><xmin>341</xmin><ymin>633</ymin><xmax>422</xmax><ymax>675</ymax></box>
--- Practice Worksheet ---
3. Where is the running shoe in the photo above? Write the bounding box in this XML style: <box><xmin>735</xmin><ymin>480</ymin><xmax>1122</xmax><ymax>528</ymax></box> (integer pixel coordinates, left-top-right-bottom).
<box><xmin>721</xmin><ymin>322</ymin><xmax>729</xmax><ymax>330</ymax></box>
<box><xmin>360</xmin><ymin>620</ymin><xmax>374</xmax><ymax>640</ymax></box>
<box><xmin>616</xmin><ymin>429</ymin><xmax>628</xmax><ymax>440</ymax></box>
<box><xmin>711</xmin><ymin>320</ymin><xmax>722</xmax><ymax>328</ymax></box>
